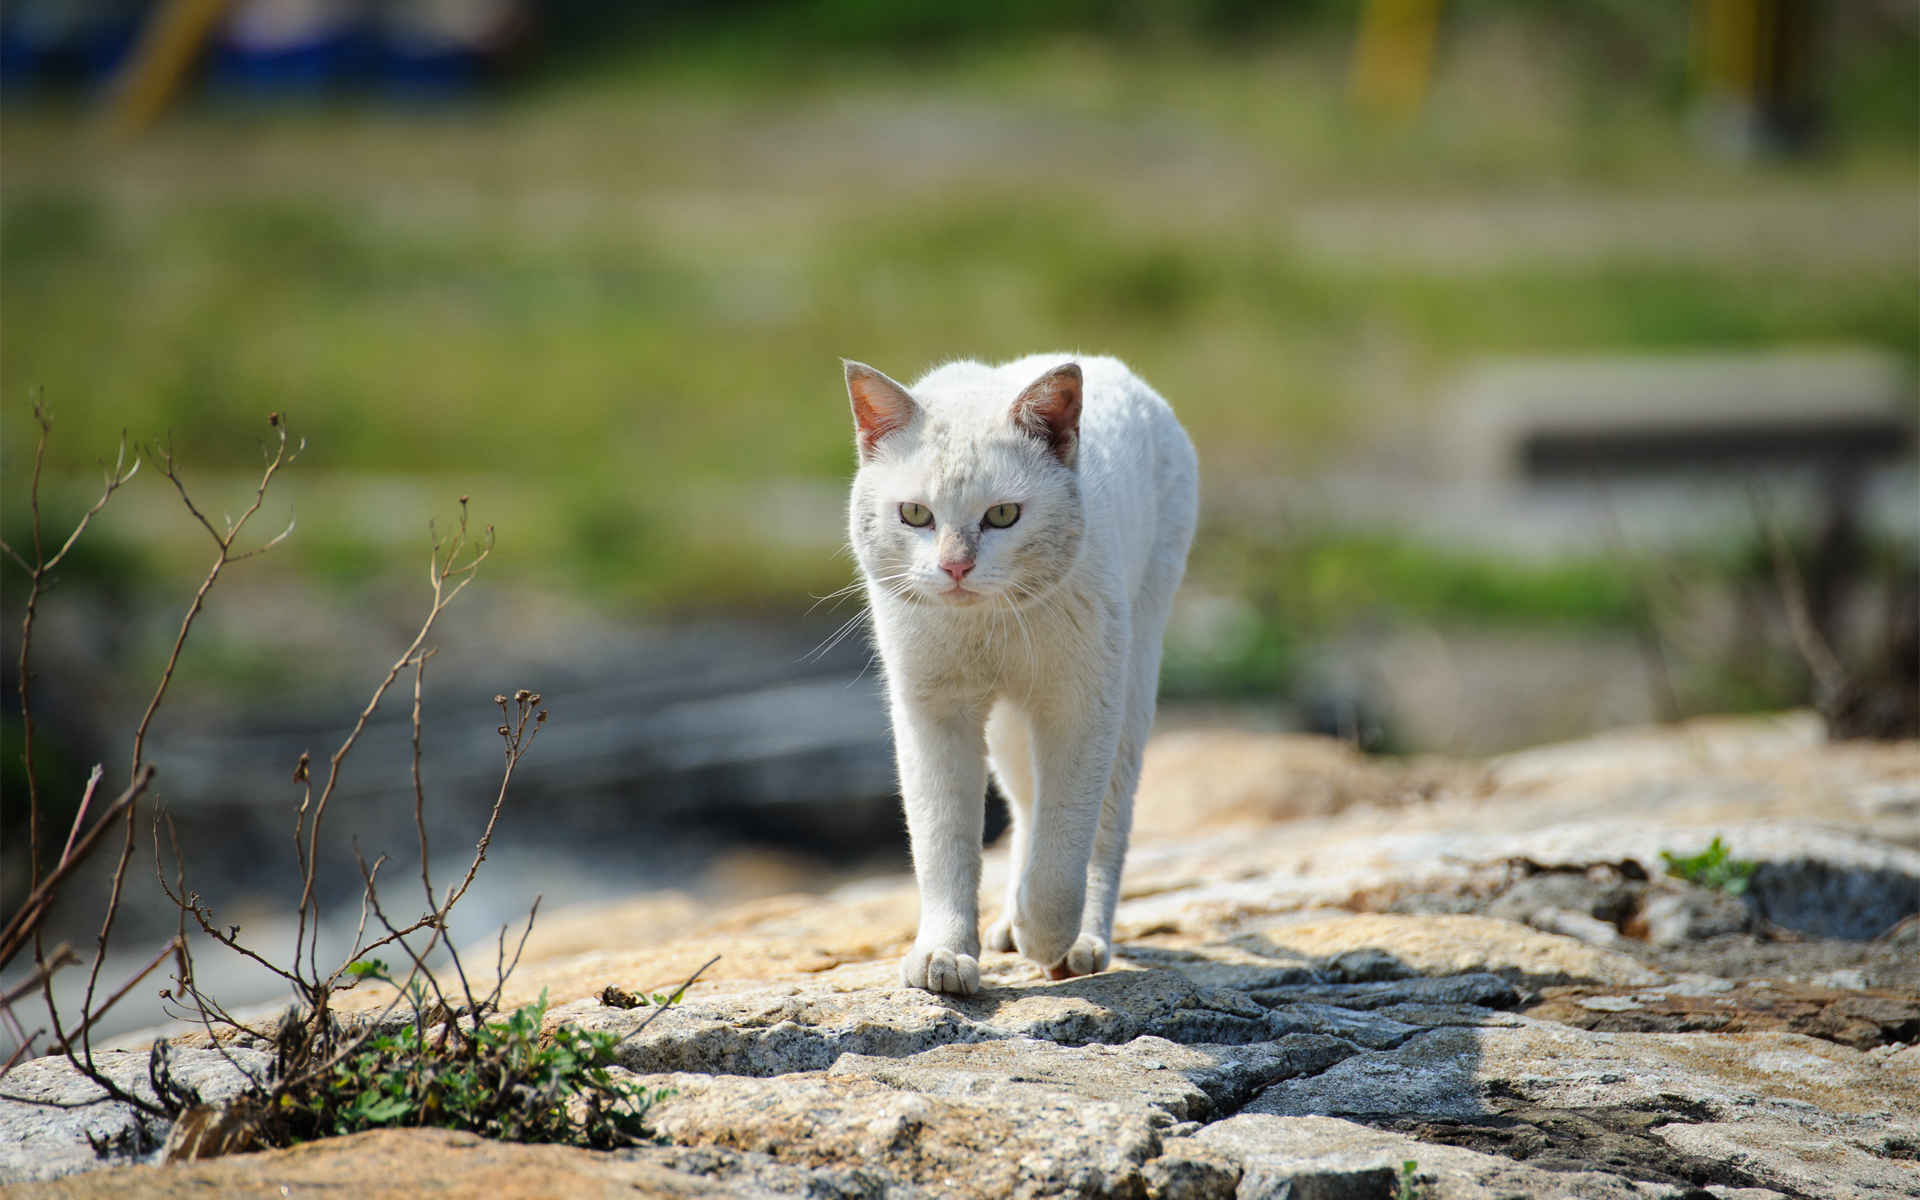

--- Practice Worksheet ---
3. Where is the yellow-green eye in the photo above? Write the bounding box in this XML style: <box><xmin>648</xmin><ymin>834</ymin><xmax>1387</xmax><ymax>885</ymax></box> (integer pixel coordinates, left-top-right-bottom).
<box><xmin>899</xmin><ymin>502</ymin><xmax>934</xmax><ymax>528</ymax></box>
<box><xmin>984</xmin><ymin>503</ymin><xmax>1021</xmax><ymax>529</ymax></box>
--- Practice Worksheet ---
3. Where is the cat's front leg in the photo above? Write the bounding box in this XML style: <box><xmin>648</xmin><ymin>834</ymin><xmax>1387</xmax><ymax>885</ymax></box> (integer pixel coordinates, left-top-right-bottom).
<box><xmin>1011</xmin><ymin>706</ymin><xmax>1120</xmax><ymax>973</ymax></box>
<box><xmin>894</xmin><ymin>697</ymin><xmax>989</xmax><ymax>995</ymax></box>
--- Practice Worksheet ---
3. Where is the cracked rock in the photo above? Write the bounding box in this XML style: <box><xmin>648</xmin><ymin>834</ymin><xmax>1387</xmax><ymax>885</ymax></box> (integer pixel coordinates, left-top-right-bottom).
<box><xmin>632</xmin><ymin>1069</ymin><xmax>1166</xmax><ymax>1199</ymax></box>
<box><xmin>573</xmin><ymin>969</ymin><xmax>1288</xmax><ymax>1077</ymax></box>
<box><xmin>1248</xmin><ymin>1022</ymin><xmax>1920</xmax><ymax>1198</ymax></box>
<box><xmin>825</xmin><ymin>1033</ymin><xmax>1357</xmax><ymax>1125</ymax></box>
<box><xmin>0</xmin><ymin>1048</ymin><xmax>269</xmax><ymax>1183</ymax></box>
<box><xmin>1250</xmin><ymin>973</ymin><xmax>1521</xmax><ymax>1012</ymax></box>
<box><xmin>1198</xmin><ymin>1113</ymin><xmax>1687</xmax><ymax>1200</ymax></box>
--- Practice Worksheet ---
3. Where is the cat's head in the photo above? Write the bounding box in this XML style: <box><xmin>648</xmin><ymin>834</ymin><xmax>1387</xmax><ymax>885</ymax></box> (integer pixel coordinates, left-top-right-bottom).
<box><xmin>844</xmin><ymin>359</ymin><xmax>1084</xmax><ymax>609</ymax></box>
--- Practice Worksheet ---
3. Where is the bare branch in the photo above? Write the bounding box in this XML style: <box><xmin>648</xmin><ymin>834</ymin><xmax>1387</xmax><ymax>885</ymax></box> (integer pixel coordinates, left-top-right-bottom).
<box><xmin>298</xmin><ymin>500</ymin><xmax>492</xmax><ymax>984</ymax></box>
<box><xmin>484</xmin><ymin>897</ymin><xmax>541</xmax><ymax>1014</ymax></box>
<box><xmin>412</xmin><ymin>650</ymin><xmax>436</xmax><ymax>908</ymax></box>
<box><xmin>0</xmin><ymin>944</ymin><xmax>79</xmax><ymax>1011</ymax></box>
<box><xmin>50</xmin><ymin>938</ymin><xmax>181</xmax><ymax>1054</ymax></box>
<box><xmin>0</xmin><ymin>767</ymin><xmax>156</xmax><ymax>973</ymax></box>
<box><xmin>42</xmin><ymin>433</ymin><xmax>141</xmax><ymax>577</ymax></box>
<box><xmin>1751</xmin><ymin>483</ymin><xmax>1851</xmax><ymax>713</ymax></box>
<box><xmin>57</xmin><ymin>767</ymin><xmax>106</xmax><ymax>867</ymax></box>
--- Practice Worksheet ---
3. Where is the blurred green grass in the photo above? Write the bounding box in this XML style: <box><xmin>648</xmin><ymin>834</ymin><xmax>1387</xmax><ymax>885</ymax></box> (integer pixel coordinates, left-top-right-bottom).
<box><xmin>3</xmin><ymin>17</ymin><xmax>1914</xmax><ymax>626</ymax></box>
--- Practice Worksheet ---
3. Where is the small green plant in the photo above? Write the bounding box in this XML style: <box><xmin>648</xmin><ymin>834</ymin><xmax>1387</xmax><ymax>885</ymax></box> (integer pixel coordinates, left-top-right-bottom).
<box><xmin>1397</xmin><ymin>1159</ymin><xmax>1422</xmax><ymax>1200</ymax></box>
<box><xmin>1660</xmin><ymin>836</ymin><xmax>1757</xmax><ymax>896</ymax></box>
<box><xmin>281</xmin><ymin>987</ymin><xmax>668</xmax><ymax>1150</ymax></box>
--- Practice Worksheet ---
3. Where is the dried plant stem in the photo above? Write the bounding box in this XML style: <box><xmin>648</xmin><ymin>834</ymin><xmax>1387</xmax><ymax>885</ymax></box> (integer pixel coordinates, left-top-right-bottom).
<box><xmin>329</xmin><ymin>690</ymin><xmax>540</xmax><ymax>985</ymax></box>
<box><xmin>7</xmin><ymin>398</ymin><xmax>562</xmax><ymax>1149</ymax></box>
<box><xmin>1751</xmin><ymin>484</ymin><xmax>1851</xmax><ymax>713</ymax></box>
<box><xmin>0</xmin><ymin>945</ymin><xmax>79</xmax><ymax>1010</ymax></box>
<box><xmin>72</xmin><ymin>420</ymin><xmax>299</xmax><ymax>1073</ymax></box>
<box><xmin>293</xmin><ymin>499</ymin><xmax>491</xmax><ymax>985</ymax></box>
<box><xmin>1592</xmin><ymin>479</ymin><xmax>1686</xmax><ymax>727</ymax></box>
<box><xmin>622</xmin><ymin>957</ymin><xmax>721</xmax><ymax>1043</ymax></box>
<box><xmin>0</xmin><ymin>397</ymin><xmax>138</xmax><ymax>901</ymax></box>
<box><xmin>0</xmin><ymin>768</ymin><xmax>155</xmax><ymax>972</ymax></box>
<box><xmin>52</xmin><ymin>938</ymin><xmax>183</xmax><ymax>1054</ymax></box>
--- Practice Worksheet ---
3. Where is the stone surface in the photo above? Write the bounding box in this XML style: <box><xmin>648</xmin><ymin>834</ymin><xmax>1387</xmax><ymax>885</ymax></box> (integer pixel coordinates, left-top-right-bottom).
<box><xmin>13</xmin><ymin>713</ymin><xmax>1920</xmax><ymax>1198</ymax></box>
<box><xmin>561</xmin><ymin>968</ymin><xmax>1303</xmax><ymax>1078</ymax></box>
<box><xmin>824</xmin><ymin>1033</ymin><xmax>1356</xmax><ymax>1124</ymax></box>
<box><xmin>1638</xmin><ymin>884</ymin><xmax>1755</xmax><ymax>946</ymax></box>
<box><xmin>0</xmin><ymin>1048</ymin><xmax>269</xmax><ymax>1183</ymax></box>
<box><xmin>1198</xmin><ymin>1112</ymin><xmax>1669</xmax><ymax>1200</ymax></box>
<box><xmin>1526</xmin><ymin>978</ymin><xmax>1920</xmax><ymax>1050</ymax></box>
<box><xmin>1249</xmin><ymin>1022</ymin><xmax>1920</xmax><ymax>1198</ymax></box>
<box><xmin>630</xmin><ymin>1069</ymin><xmax>1164</xmax><ymax>1198</ymax></box>
<box><xmin>12</xmin><ymin>1126</ymin><xmax>829</xmax><ymax>1199</ymax></box>
<box><xmin>1249</xmin><ymin>973</ymin><xmax>1522</xmax><ymax>1012</ymax></box>
<box><xmin>1131</xmin><ymin>731</ymin><xmax>1406</xmax><ymax>837</ymax></box>
<box><xmin>1223</xmin><ymin>913</ymin><xmax>1664</xmax><ymax>989</ymax></box>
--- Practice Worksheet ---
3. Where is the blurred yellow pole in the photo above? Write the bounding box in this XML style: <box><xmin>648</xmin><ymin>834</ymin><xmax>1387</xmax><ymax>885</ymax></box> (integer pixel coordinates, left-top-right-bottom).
<box><xmin>1691</xmin><ymin>0</ymin><xmax>1822</xmax><ymax>156</ymax></box>
<box><xmin>105</xmin><ymin>0</ymin><xmax>233</xmax><ymax>135</ymax></box>
<box><xmin>1349</xmin><ymin>0</ymin><xmax>1444</xmax><ymax>125</ymax></box>
<box><xmin>1694</xmin><ymin>0</ymin><xmax>1765</xmax><ymax>104</ymax></box>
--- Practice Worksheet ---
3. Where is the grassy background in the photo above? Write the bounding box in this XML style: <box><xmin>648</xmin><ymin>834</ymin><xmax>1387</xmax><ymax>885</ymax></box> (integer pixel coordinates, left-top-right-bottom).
<box><xmin>3</xmin><ymin>4</ymin><xmax>1914</xmax><ymax>628</ymax></box>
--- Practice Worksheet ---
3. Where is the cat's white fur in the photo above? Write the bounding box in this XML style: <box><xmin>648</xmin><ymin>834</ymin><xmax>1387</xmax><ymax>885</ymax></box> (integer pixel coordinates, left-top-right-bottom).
<box><xmin>844</xmin><ymin>353</ymin><xmax>1198</xmax><ymax>994</ymax></box>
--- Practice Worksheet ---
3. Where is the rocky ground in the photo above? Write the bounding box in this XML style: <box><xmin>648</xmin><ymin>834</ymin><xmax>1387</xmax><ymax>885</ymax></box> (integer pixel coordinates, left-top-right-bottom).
<box><xmin>5</xmin><ymin>710</ymin><xmax>1917</xmax><ymax>1199</ymax></box>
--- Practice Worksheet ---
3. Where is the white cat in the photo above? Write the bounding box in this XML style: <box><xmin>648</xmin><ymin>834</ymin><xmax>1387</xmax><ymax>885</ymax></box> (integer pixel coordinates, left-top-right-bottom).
<box><xmin>844</xmin><ymin>354</ymin><xmax>1198</xmax><ymax>994</ymax></box>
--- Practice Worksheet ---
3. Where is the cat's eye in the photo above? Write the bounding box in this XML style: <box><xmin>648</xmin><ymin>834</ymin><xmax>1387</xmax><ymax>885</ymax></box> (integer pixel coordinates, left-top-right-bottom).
<box><xmin>983</xmin><ymin>503</ymin><xmax>1021</xmax><ymax>529</ymax></box>
<box><xmin>899</xmin><ymin>502</ymin><xmax>934</xmax><ymax>528</ymax></box>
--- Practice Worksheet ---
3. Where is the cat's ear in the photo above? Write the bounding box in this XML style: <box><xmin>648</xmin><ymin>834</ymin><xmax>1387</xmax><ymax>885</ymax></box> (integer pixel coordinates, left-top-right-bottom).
<box><xmin>1011</xmin><ymin>362</ymin><xmax>1082</xmax><ymax>467</ymax></box>
<box><xmin>845</xmin><ymin>361</ymin><xmax>919</xmax><ymax>460</ymax></box>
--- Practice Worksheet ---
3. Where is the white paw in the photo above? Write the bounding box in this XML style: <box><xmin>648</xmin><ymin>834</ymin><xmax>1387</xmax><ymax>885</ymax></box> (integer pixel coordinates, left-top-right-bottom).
<box><xmin>1010</xmin><ymin>918</ymin><xmax>1078</xmax><ymax>971</ymax></box>
<box><xmin>1067</xmin><ymin>936</ymin><xmax>1113</xmax><ymax>975</ymax></box>
<box><xmin>984</xmin><ymin>916</ymin><xmax>1015</xmax><ymax>953</ymax></box>
<box><xmin>901</xmin><ymin>947</ymin><xmax>980</xmax><ymax>995</ymax></box>
<box><xmin>1056</xmin><ymin>934</ymin><xmax>1110</xmax><ymax>979</ymax></box>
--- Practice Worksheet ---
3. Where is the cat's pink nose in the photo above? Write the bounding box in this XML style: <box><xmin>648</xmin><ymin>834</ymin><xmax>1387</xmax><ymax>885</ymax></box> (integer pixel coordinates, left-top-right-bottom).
<box><xmin>941</xmin><ymin>559</ymin><xmax>974</xmax><ymax>584</ymax></box>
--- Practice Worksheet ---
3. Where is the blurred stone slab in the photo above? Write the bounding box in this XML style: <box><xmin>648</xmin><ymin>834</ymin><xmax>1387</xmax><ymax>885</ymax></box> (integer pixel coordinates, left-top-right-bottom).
<box><xmin>1526</xmin><ymin>978</ymin><xmax>1920</xmax><ymax>1050</ymax></box>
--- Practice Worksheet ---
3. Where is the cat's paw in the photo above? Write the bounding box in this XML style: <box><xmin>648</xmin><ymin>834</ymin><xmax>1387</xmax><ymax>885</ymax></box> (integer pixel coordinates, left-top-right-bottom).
<box><xmin>1044</xmin><ymin>934</ymin><xmax>1111</xmax><ymax>981</ymax></box>
<box><xmin>901</xmin><ymin>947</ymin><xmax>981</xmax><ymax>995</ymax></box>
<box><xmin>1010</xmin><ymin>919</ymin><xmax>1078</xmax><ymax>971</ymax></box>
<box><xmin>983</xmin><ymin>915</ymin><xmax>1015</xmax><ymax>953</ymax></box>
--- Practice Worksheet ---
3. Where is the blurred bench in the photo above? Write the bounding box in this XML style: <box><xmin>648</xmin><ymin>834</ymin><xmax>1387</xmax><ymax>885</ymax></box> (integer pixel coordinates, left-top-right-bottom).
<box><xmin>1453</xmin><ymin>350</ymin><xmax>1914</xmax><ymax>484</ymax></box>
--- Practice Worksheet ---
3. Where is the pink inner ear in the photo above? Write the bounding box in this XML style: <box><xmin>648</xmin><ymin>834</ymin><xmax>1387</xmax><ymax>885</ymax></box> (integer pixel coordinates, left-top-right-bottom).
<box><xmin>1012</xmin><ymin>364</ymin><xmax>1082</xmax><ymax>464</ymax></box>
<box><xmin>847</xmin><ymin>364</ymin><xmax>916</xmax><ymax>456</ymax></box>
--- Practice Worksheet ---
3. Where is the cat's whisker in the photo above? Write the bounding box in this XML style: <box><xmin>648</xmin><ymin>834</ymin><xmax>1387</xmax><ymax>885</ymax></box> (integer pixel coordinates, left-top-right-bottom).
<box><xmin>847</xmin><ymin>647</ymin><xmax>882</xmax><ymax>687</ymax></box>
<box><xmin>803</xmin><ymin>608</ymin><xmax>875</xmax><ymax>662</ymax></box>
<box><xmin>803</xmin><ymin>580</ymin><xmax>870</xmax><ymax>618</ymax></box>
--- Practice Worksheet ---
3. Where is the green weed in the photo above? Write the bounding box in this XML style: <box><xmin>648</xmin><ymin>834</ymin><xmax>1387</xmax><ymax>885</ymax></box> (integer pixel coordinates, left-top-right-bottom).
<box><xmin>278</xmin><ymin>973</ymin><xmax>670</xmax><ymax>1150</ymax></box>
<box><xmin>1397</xmin><ymin>1159</ymin><xmax>1422</xmax><ymax>1200</ymax></box>
<box><xmin>1660</xmin><ymin>836</ymin><xmax>1757</xmax><ymax>896</ymax></box>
